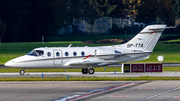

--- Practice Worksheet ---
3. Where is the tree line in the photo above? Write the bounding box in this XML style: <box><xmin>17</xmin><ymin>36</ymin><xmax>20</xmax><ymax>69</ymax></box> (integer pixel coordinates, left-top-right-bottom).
<box><xmin>0</xmin><ymin>0</ymin><xmax>180</xmax><ymax>42</ymax></box>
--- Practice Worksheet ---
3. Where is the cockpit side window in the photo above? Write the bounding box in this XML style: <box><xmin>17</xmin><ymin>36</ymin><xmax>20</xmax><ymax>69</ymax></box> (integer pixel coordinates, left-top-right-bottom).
<box><xmin>27</xmin><ymin>50</ymin><xmax>44</xmax><ymax>56</ymax></box>
<box><xmin>27</xmin><ymin>50</ymin><xmax>37</xmax><ymax>56</ymax></box>
<box><xmin>36</xmin><ymin>50</ymin><xmax>44</xmax><ymax>56</ymax></box>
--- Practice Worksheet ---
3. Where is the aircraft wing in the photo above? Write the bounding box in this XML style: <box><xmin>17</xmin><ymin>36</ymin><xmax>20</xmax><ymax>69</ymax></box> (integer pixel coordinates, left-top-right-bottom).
<box><xmin>65</xmin><ymin>61</ymin><xmax>112</xmax><ymax>66</ymax></box>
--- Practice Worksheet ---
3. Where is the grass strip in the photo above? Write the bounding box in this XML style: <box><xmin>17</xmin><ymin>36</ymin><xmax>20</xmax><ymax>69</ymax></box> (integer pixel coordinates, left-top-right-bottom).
<box><xmin>0</xmin><ymin>77</ymin><xmax>180</xmax><ymax>81</ymax></box>
<box><xmin>0</xmin><ymin>67</ymin><xmax>180</xmax><ymax>73</ymax></box>
<box><xmin>1</xmin><ymin>40</ymin><xmax>180</xmax><ymax>65</ymax></box>
<box><xmin>0</xmin><ymin>67</ymin><xmax>121</xmax><ymax>73</ymax></box>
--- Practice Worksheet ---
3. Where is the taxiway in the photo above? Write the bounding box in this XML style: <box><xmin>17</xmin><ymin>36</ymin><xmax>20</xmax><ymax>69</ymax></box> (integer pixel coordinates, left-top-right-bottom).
<box><xmin>0</xmin><ymin>81</ymin><xmax>142</xmax><ymax>101</ymax></box>
<box><xmin>88</xmin><ymin>81</ymin><xmax>180</xmax><ymax>101</ymax></box>
<box><xmin>1</xmin><ymin>64</ymin><xmax>180</xmax><ymax>101</ymax></box>
<box><xmin>0</xmin><ymin>81</ymin><xmax>180</xmax><ymax>101</ymax></box>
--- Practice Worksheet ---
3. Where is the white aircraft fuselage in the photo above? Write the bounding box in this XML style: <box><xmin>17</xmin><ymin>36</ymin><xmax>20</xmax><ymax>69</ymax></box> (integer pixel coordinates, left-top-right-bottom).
<box><xmin>5</xmin><ymin>47</ymin><xmax>149</xmax><ymax>68</ymax></box>
<box><xmin>4</xmin><ymin>25</ymin><xmax>171</xmax><ymax>75</ymax></box>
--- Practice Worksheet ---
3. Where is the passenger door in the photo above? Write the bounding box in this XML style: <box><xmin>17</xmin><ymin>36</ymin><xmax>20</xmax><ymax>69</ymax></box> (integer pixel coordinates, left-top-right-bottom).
<box><xmin>53</xmin><ymin>50</ymin><xmax>62</xmax><ymax>65</ymax></box>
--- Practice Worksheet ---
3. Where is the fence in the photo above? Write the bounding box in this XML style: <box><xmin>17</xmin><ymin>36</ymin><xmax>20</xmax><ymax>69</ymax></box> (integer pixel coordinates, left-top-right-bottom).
<box><xmin>57</xmin><ymin>17</ymin><xmax>176</xmax><ymax>35</ymax></box>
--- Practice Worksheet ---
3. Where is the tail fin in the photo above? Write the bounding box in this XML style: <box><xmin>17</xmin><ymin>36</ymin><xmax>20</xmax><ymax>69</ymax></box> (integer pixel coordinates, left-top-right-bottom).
<box><xmin>121</xmin><ymin>25</ymin><xmax>168</xmax><ymax>52</ymax></box>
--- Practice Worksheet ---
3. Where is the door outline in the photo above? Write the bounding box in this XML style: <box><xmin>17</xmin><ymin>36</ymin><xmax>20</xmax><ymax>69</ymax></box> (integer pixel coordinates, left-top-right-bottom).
<box><xmin>53</xmin><ymin>50</ymin><xmax>63</xmax><ymax>65</ymax></box>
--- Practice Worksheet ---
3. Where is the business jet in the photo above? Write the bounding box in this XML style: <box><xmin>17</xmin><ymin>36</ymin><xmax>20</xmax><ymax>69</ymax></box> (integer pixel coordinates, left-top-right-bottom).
<box><xmin>5</xmin><ymin>25</ymin><xmax>171</xmax><ymax>75</ymax></box>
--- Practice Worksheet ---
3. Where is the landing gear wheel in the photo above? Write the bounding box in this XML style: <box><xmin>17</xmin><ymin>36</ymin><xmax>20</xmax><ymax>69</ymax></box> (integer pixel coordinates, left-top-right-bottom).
<box><xmin>82</xmin><ymin>68</ymin><xmax>89</xmax><ymax>74</ymax></box>
<box><xmin>19</xmin><ymin>69</ymin><xmax>25</xmax><ymax>75</ymax></box>
<box><xmin>89</xmin><ymin>68</ymin><xmax>95</xmax><ymax>74</ymax></box>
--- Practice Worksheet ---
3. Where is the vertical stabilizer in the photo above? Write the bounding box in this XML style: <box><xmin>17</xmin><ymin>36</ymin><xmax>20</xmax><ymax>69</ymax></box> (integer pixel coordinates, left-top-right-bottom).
<box><xmin>121</xmin><ymin>25</ymin><xmax>167</xmax><ymax>52</ymax></box>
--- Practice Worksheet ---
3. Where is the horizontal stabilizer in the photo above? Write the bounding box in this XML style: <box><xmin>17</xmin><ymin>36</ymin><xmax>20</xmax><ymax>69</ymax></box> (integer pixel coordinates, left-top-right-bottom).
<box><xmin>141</xmin><ymin>25</ymin><xmax>167</xmax><ymax>33</ymax></box>
<box><xmin>149</xmin><ymin>26</ymin><xmax>175</xmax><ymax>30</ymax></box>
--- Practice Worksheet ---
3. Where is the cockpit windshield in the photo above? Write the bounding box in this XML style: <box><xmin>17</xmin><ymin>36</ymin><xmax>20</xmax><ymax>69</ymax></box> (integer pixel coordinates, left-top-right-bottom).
<box><xmin>27</xmin><ymin>50</ymin><xmax>44</xmax><ymax>56</ymax></box>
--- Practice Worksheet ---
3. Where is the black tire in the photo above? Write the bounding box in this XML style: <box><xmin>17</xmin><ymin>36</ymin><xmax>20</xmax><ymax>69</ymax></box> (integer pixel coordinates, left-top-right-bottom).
<box><xmin>89</xmin><ymin>68</ymin><xmax>95</xmax><ymax>74</ymax></box>
<box><xmin>19</xmin><ymin>70</ymin><xmax>25</xmax><ymax>75</ymax></box>
<box><xmin>82</xmin><ymin>68</ymin><xmax>88</xmax><ymax>74</ymax></box>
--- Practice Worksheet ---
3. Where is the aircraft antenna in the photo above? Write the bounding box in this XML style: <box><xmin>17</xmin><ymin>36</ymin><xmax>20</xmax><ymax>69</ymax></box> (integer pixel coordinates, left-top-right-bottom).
<box><xmin>42</xmin><ymin>36</ymin><xmax>44</xmax><ymax>47</ymax></box>
<box><xmin>68</xmin><ymin>44</ymin><xmax>72</xmax><ymax>47</ymax></box>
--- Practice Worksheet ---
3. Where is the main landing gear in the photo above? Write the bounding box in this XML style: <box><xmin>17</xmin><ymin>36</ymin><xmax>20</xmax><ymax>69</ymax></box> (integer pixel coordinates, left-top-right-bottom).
<box><xmin>82</xmin><ymin>68</ymin><xmax>95</xmax><ymax>74</ymax></box>
<box><xmin>19</xmin><ymin>69</ymin><xmax>25</xmax><ymax>75</ymax></box>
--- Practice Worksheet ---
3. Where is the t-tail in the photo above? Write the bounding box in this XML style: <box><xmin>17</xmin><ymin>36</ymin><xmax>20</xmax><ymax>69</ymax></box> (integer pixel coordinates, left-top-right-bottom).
<box><xmin>121</xmin><ymin>25</ymin><xmax>171</xmax><ymax>52</ymax></box>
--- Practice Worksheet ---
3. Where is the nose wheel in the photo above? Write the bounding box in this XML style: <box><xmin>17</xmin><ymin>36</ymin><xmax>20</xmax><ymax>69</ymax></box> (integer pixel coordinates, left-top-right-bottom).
<box><xmin>19</xmin><ymin>69</ymin><xmax>25</xmax><ymax>75</ymax></box>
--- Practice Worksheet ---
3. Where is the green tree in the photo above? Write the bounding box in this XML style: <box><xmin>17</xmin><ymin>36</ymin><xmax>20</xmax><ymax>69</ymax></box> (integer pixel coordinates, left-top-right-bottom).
<box><xmin>157</xmin><ymin>0</ymin><xmax>178</xmax><ymax>26</ymax></box>
<box><xmin>175</xmin><ymin>0</ymin><xmax>180</xmax><ymax>27</ymax></box>
<box><xmin>0</xmin><ymin>19</ymin><xmax>6</xmax><ymax>42</ymax></box>
<box><xmin>0</xmin><ymin>0</ymin><xmax>66</xmax><ymax>42</ymax></box>
<box><xmin>174</xmin><ymin>0</ymin><xmax>180</xmax><ymax>19</ymax></box>
<box><xmin>94</xmin><ymin>0</ymin><xmax>118</xmax><ymax>17</ymax></box>
<box><xmin>111</xmin><ymin>0</ymin><xmax>126</xmax><ymax>17</ymax></box>
<box><xmin>123</xmin><ymin>0</ymin><xmax>141</xmax><ymax>18</ymax></box>
<box><xmin>65</xmin><ymin>0</ymin><xmax>88</xmax><ymax>35</ymax></box>
<box><xmin>0</xmin><ymin>0</ymin><xmax>33</xmax><ymax>42</ymax></box>
<box><xmin>85</xmin><ymin>0</ymin><xmax>119</xmax><ymax>34</ymax></box>
<box><xmin>135</xmin><ymin>0</ymin><xmax>157</xmax><ymax>24</ymax></box>
<box><xmin>52</xmin><ymin>0</ymin><xmax>67</xmax><ymax>32</ymax></box>
<box><xmin>30</xmin><ymin>0</ymin><xmax>58</xmax><ymax>41</ymax></box>
<box><xmin>84</xmin><ymin>0</ymin><xmax>102</xmax><ymax>35</ymax></box>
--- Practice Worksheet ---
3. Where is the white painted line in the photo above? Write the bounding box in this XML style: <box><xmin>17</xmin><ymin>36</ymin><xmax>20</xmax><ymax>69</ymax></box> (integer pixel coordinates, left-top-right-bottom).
<box><xmin>111</xmin><ymin>95</ymin><xmax>129</xmax><ymax>97</ymax></box>
<box><xmin>139</xmin><ymin>87</ymin><xmax>180</xmax><ymax>101</ymax></box>
<box><xmin>0</xmin><ymin>73</ymin><xmax>20</xmax><ymax>75</ymax></box>
<box><xmin>54</xmin><ymin>95</ymin><xmax>81</xmax><ymax>101</ymax></box>
<box><xmin>67</xmin><ymin>83</ymin><xmax>134</xmax><ymax>101</ymax></box>
<box><xmin>139</xmin><ymin>87</ymin><xmax>155</xmax><ymax>89</ymax></box>
<box><xmin>54</xmin><ymin>82</ymin><xmax>136</xmax><ymax>101</ymax></box>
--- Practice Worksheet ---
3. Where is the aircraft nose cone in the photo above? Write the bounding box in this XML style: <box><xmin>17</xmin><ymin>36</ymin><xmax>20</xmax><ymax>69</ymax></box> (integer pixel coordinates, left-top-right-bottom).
<box><xmin>4</xmin><ymin>60</ymin><xmax>14</xmax><ymax>67</ymax></box>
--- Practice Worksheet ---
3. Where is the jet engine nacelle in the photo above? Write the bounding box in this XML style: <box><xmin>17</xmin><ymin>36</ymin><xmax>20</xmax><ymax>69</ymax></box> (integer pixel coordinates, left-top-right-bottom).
<box><xmin>96</xmin><ymin>49</ymin><xmax>115</xmax><ymax>60</ymax></box>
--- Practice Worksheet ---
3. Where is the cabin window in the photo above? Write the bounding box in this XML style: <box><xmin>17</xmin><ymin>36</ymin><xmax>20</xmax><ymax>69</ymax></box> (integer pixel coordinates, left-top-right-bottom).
<box><xmin>47</xmin><ymin>52</ymin><xmax>51</xmax><ymax>57</ymax></box>
<box><xmin>56</xmin><ymin>52</ymin><xmax>60</xmax><ymax>56</ymax></box>
<box><xmin>81</xmin><ymin>51</ymin><xmax>85</xmax><ymax>56</ymax></box>
<box><xmin>65</xmin><ymin>52</ymin><xmax>68</xmax><ymax>56</ymax></box>
<box><xmin>73</xmin><ymin>52</ymin><xmax>77</xmax><ymax>56</ymax></box>
<box><xmin>27</xmin><ymin>50</ymin><xmax>44</xmax><ymax>56</ymax></box>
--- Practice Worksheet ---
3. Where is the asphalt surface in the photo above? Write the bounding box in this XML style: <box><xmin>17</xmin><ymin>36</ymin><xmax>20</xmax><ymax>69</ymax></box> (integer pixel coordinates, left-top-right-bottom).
<box><xmin>1</xmin><ymin>81</ymin><xmax>180</xmax><ymax>101</ymax></box>
<box><xmin>88</xmin><ymin>81</ymin><xmax>180</xmax><ymax>101</ymax></box>
<box><xmin>0</xmin><ymin>81</ymin><xmax>143</xmax><ymax>101</ymax></box>
<box><xmin>1</xmin><ymin>64</ymin><xmax>180</xmax><ymax>101</ymax></box>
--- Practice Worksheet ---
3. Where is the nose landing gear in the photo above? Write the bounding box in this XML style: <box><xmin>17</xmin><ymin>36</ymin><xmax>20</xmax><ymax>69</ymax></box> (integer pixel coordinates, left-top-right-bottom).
<box><xmin>19</xmin><ymin>69</ymin><xmax>25</xmax><ymax>75</ymax></box>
